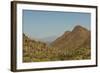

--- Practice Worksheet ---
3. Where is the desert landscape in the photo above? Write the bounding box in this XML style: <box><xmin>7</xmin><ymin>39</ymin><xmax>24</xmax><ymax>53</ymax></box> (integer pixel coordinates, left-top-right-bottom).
<box><xmin>23</xmin><ymin>25</ymin><xmax>91</xmax><ymax>62</ymax></box>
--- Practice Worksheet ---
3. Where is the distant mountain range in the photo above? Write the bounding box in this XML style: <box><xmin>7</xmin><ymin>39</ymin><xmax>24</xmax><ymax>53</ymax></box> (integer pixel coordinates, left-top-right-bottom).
<box><xmin>23</xmin><ymin>25</ymin><xmax>91</xmax><ymax>62</ymax></box>
<box><xmin>39</xmin><ymin>36</ymin><xmax>58</xmax><ymax>44</ymax></box>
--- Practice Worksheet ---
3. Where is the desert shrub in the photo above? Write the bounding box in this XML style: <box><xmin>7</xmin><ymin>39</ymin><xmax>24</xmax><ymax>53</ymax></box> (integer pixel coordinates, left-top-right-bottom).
<box><xmin>23</xmin><ymin>34</ymin><xmax>91</xmax><ymax>62</ymax></box>
<box><xmin>23</xmin><ymin>57</ymin><xmax>31</xmax><ymax>62</ymax></box>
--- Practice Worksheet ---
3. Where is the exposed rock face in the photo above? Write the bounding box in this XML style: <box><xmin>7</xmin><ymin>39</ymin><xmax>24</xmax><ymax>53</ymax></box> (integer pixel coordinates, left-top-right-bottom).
<box><xmin>51</xmin><ymin>25</ymin><xmax>90</xmax><ymax>50</ymax></box>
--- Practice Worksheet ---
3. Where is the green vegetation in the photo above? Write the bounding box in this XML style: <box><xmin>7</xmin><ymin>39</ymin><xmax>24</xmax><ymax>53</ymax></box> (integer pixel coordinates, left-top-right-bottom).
<box><xmin>23</xmin><ymin>34</ymin><xmax>91</xmax><ymax>62</ymax></box>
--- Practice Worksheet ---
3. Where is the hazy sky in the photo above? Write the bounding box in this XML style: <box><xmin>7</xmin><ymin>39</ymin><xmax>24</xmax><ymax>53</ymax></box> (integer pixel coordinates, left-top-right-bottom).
<box><xmin>23</xmin><ymin>10</ymin><xmax>91</xmax><ymax>39</ymax></box>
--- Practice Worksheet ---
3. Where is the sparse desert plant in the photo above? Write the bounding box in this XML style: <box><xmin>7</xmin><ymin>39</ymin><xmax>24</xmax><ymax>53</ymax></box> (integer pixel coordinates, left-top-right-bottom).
<box><xmin>23</xmin><ymin>26</ymin><xmax>91</xmax><ymax>62</ymax></box>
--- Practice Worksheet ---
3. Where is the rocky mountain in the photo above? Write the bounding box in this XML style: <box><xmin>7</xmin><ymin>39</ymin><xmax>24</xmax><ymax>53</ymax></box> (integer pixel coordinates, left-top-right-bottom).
<box><xmin>23</xmin><ymin>25</ymin><xmax>91</xmax><ymax>62</ymax></box>
<box><xmin>51</xmin><ymin>25</ymin><xmax>91</xmax><ymax>50</ymax></box>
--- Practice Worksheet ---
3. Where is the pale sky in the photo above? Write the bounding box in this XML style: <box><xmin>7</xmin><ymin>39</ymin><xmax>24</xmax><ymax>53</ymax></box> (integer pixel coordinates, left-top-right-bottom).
<box><xmin>23</xmin><ymin>10</ymin><xmax>91</xmax><ymax>39</ymax></box>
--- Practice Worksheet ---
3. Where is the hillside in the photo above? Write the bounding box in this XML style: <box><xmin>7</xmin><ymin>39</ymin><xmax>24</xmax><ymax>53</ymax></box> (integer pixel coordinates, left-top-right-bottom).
<box><xmin>51</xmin><ymin>25</ymin><xmax>90</xmax><ymax>49</ymax></box>
<box><xmin>23</xmin><ymin>25</ymin><xmax>91</xmax><ymax>62</ymax></box>
<box><xmin>23</xmin><ymin>34</ymin><xmax>61</xmax><ymax>62</ymax></box>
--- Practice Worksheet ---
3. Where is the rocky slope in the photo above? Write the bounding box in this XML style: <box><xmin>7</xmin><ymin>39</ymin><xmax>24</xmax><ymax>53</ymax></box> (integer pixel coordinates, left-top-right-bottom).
<box><xmin>51</xmin><ymin>25</ymin><xmax>90</xmax><ymax>50</ymax></box>
<box><xmin>23</xmin><ymin>25</ymin><xmax>91</xmax><ymax>62</ymax></box>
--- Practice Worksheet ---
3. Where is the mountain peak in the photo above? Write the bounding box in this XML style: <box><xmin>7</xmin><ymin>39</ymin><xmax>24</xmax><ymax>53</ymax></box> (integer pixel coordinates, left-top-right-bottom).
<box><xmin>51</xmin><ymin>25</ymin><xmax>90</xmax><ymax>49</ymax></box>
<box><xmin>75</xmin><ymin>25</ymin><xmax>83</xmax><ymax>28</ymax></box>
<box><xmin>72</xmin><ymin>25</ymin><xmax>88</xmax><ymax>32</ymax></box>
